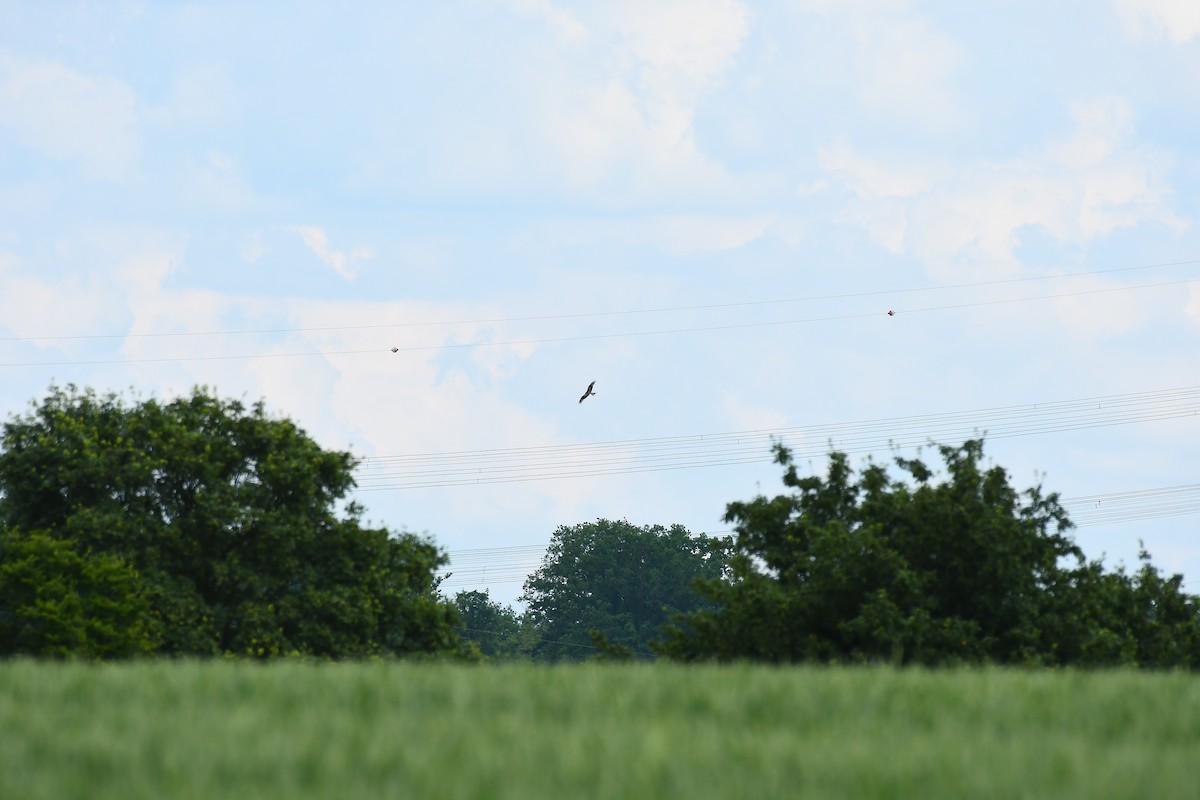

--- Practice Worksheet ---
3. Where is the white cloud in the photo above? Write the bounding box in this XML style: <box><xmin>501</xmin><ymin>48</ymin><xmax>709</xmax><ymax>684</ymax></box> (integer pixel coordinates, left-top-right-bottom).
<box><xmin>0</xmin><ymin>271</ymin><xmax>125</xmax><ymax>343</ymax></box>
<box><xmin>343</xmin><ymin>0</ymin><xmax>752</xmax><ymax>207</ymax></box>
<box><xmin>112</xmin><ymin>243</ymin><xmax>183</xmax><ymax>301</ymax></box>
<box><xmin>507</xmin><ymin>0</ymin><xmax>587</xmax><ymax>44</ymax></box>
<box><xmin>612</xmin><ymin>0</ymin><xmax>749</xmax><ymax>100</ymax></box>
<box><xmin>244</xmin><ymin>345</ymin><xmax>343</xmax><ymax>444</ymax></box>
<box><xmin>722</xmin><ymin>392</ymin><xmax>789</xmax><ymax>432</ymax></box>
<box><xmin>184</xmin><ymin>151</ymin><xmax>261</xmax><ymax>213</ymax></box>
<box><xmin>144</xmin><ymin>69</ymin><xmax>239</xmax><ymax>128</ymax></box>
<box><xmin>797</xmin><ymin>0</ymin><xmax>914</xmax><ymax>11</ymax></box>
<box><xmin>819</xmin><ymin>96</ymin><xmax>1187</xmax><ymax>276</ymax></box>
<box><xmin>513</xmin><ymin>213</ymin><xmax>777</xmax><ymax>256</ymax></box>
<box><xmin>1046</xmin><ymin>276</ymin><xmax>1172</xmax><ymax>342</ymax></box>
<box><xmin>1186</xmin><ymin>281</ymin><xmax>1200</xmax><ymax>325</ymax></box>
<box><xmin>241</xmin><ymin>231</ymin><xmax>270</xmax><ymax>263</ymax></box>
<box><xmin>818</xmin><ymin>143</ymin><xmax>947</xmax><ymax>199</ymax></box>
<box><xmin>795</xmin><ymin>179</ymin><xmax>829</xmax><ymax>197</ymax></box>
<box><xmin>537</xmin><ymin>0</ymin><xmax>750</xmax><ymax>199</ymax></box>
<box><xmin>0</xmin><ymin>231</ymin><xmax>165</xmax><ymax>348</ymax></box>
<box><xmin>471</xmin><ymin>337</ymin><xmax>539</xmax><ymax>382</ymax></box>
<box><xmin>651</xmin><ymin>214</ymin><xmax>776</xmax><ymax>255</ymax></box>
<box><xmin>1113</xmin><ymin>0</ymin><xmax>1200</xmax><ymax>43</ymax></box>
<box><xmin>0</xmin><ymin>50</ymin><xmax>139</xmax><ymax>179</ymax></box>
<box><xmin>285</xmin><ymin>226</ymin><xmax>374</xmax><ymax>281</ymax></box>
<box><xmin>46</xmin><ymin>234</ymin><xmax>559</xmax><ymax>488</ymax></box>
<box><xmin>0</xmin><ymin>179</ymin><xmax>59</xmax><ymax>220</ymax></box>
<box><xmin>816</xmin><ymin>143</ymin><xmax>951</xmax><ymax>254</ymax></box>
<box><xmin>795</xmin><ymin>0</ymin><xmax>967</xmax><ymax>133</ymax></box>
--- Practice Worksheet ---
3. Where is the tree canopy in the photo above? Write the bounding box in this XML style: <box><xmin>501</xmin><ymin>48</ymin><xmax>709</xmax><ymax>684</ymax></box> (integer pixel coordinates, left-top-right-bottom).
<box><xmin>452</xmin><ymin>590</ymin><xmax>524</xmax><ymax>659</ymax></box>
<box><xmin>656</xmin><ymin>440</ymin><xmax>1200</xmax><ymax>668</ymax></box>
<box><xmin>0</xmin><ymin>528</ymin><xmax>157</xmax><ymax>659</ymax></box>
<box><xmin>520</xmin><ymin>519</ymin><xmax>730</xmax><ymax>661</ymax></box>
<box><xmin>0</xmin><ymin>384</ymin><xmax>462</xmax><ymax>659</ymax></box>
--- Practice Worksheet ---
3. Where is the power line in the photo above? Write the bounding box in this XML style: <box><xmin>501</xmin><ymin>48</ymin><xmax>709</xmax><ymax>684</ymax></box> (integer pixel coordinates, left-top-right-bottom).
<box><xmin>361</xmin><ymin>385</ymin><xmax>1200</xmax><ymax>465</ymax></box>
<box><xmin>5</xmin><ymin>256</ymin><xmax>1197</xmax><ymax>344</ymax></box>
<box><xmin>436</xmin><ymin>483</ymin><xmax>1200</xmax><ymax>590</ymax></box>
<box><xmin>2</xmin><ymin>274</ymin><xmax>1197</xmax><ymax>369</ymax></box>
<box><xmin>438</xmin><ymin>533</ymin><xmax>733</xmax><ymax>588</ymax></box>
<box><xmin>354</xmin><ymin>385</ymin><xmax>1200</xmax><ymax>490</ymax></box>
<box><xmin>437</xmin><ymin>545</ymin><xmax>548</xmax><ymax>588</ymax></box>
<box><xmin>1060</xmin><ymin>483</ymin><xmax>1200</xmax><ymax>527</ymax></box>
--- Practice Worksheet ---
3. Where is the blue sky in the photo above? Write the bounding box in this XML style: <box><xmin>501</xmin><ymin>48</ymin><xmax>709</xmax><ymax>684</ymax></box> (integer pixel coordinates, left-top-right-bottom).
<box><xmin>2</xmin><ymin>0</ymin><xmax>1199</xmax><ymax>606</ymax></box>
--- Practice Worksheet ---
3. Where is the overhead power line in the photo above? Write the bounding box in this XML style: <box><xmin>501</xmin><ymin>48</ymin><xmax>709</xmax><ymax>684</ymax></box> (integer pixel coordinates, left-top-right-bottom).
<box><xmin>354</xmin><ymin>385</ymin><xmax>1200</xmax><ymax>490</ymax></box>
<box><xmin>438</xmin><ymin>535</ymin><xmax>732</xmax><ymax>588</ymax></box>
<box><xmin>2</xmin><ymin>271</ymin><xmax>1198</xmax><ymax>368</ymax></box>
<box><xmin>1059</xmin><ymin>483</ymin><xmax>1200</xmax><ymax>527</ymax></box>
<box><xmin>3</xmin><ymin>256</ymin><xmax>1197</xmax><ymax>344</ymax></box>
<box><xmin>437</xmin><ymin>484</ymin><xmax>1200</xmax><ymax>589</ymax></box>
<box><xmin>437</xmin><ymin>545</ymin><xmax>547</xmax><ymax>588</ymax></box>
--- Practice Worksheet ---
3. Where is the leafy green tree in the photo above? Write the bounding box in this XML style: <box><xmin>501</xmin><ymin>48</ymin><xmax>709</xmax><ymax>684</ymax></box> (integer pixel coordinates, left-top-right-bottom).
<box><xmin>520</xmin><ymin>519</ymin><xmax>730</xmax><ymax>661</ymax></box>
<box><xmin>452</xmin><ymin>590</ymin><xmax>523</xmax><ymax>658</ymax></box>
<box><xmin>0</xmin><ymin>384</ymin><xmax>462</xmax><ymax>659</ymax></box>
<box><xmin>657</xmin><ymin>440</ymin><xmax>1200</xmax><ymax>668</ymax></box>
<box><xmin>0</xmin><ymin>528</ymin><xmax>157</xmax><ymax>658</ymax></box>
<box><xmin>1119</xmin><ymin>551</ymin><xmax>1200</xmax><ymax>667</ymax></box>
<box><xmin>1047</xmin><ymin>548</ymin><xmax>1200</xmax><ymax>668</ymax></box>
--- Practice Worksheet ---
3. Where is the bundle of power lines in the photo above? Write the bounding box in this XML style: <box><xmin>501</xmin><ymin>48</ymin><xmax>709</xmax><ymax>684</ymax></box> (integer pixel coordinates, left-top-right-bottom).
<box><xmin>436</xmin><ymin>483</ymin><xmax>1200</xmax><ymax>589</ymax></box>
<box><xmin>355</xmin><ymin>385</ymin><xmax>1200</xmax><ymax>490</ymax></box>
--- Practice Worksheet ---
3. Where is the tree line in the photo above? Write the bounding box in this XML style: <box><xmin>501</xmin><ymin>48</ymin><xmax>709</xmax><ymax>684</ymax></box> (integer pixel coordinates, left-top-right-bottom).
<box><xmin>2</xmin><ymin>384</ymin><xmax>1198</xmax><ymax>667</ymax></box>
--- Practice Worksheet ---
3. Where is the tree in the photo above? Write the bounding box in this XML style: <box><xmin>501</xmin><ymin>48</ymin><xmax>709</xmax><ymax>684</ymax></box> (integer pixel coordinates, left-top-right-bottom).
<box><xmin>520</xmin><ymin>519</ymin><xmax>730</xmax><ymax>661</ymax></box>
<box><xmin>656</xmin><ymin>440</ymin><xmax>1200</xmax><ymax>667</ymax></box>
<box><xmin>452</xmin><ymin>590</ymin><xmax>524</xmax><ymax>659</ymax></box>
<box><xmin>0</xmin><ymin>528</ymin><xmax>157</xmax><ymax>659</ymax></box>
<box><xmin>1047</xmin><ymin>548</ymin><xmax>1200</xmax><ymax>668</ymax></box>
<box><xmin>0</xmin><ymin>384</ymin><xmax>462</xmax><ymax>659</ymax></box>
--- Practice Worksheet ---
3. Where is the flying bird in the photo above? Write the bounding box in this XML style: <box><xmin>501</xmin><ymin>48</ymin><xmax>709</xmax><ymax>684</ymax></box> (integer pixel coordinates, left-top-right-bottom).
<box><xmin>579</xmin><ymin>381</ymin><xmax>597</xmax><ymax>403</ymax></box>
<box><xmin>887</xmin><ymin>310</ymin><xmax>895</xmax><ymax>316</ymax></box>
<box><xmin>391</xmin><ymin>347</ymin><xmax>399</xmax><ymax>352</ymax></box>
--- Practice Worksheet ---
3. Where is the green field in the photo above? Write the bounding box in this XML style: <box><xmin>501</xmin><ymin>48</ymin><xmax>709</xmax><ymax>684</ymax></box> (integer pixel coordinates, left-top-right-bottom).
<box><xmin>1</xmin><ymin>661</ymin><xmax>1197</xmax><ymax>800</ymax></box>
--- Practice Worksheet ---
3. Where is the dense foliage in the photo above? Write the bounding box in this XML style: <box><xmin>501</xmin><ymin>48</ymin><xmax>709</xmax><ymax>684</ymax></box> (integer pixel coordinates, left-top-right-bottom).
<box><xmin>521</xmin><ymin>519</ymin><xmax>730</xmax><ymax>660</ymax></box>
<box><xmin>657</xmin><ymin>440</ymin><xmax>1200</xmax><ymax>668</ymax></box>
<box><xmin>5</xmin><ymin>380</ymin><xmax>1196</xmax><ymax>669</ymax></box>
<box><xmin>0</xmin><ymin>384</ymin><xmax>462</xmax><ymax>659</ymax></box>
<box><xmin>0</xmin><ymin>528</ymin><xmax>157</xmax><ymax>658</ymax></box>
<box><xmin>453</xmin><ymin>589</ymin><xmax>524</xmax><ymax>658</ymax></box>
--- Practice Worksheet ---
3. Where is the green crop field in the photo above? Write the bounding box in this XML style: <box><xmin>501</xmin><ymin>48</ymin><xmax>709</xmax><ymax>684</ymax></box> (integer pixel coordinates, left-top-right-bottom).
<box><xmin>1</xmin><ymin>660</ymin><xmax>1197</xmax><ymax>800</ymax></box>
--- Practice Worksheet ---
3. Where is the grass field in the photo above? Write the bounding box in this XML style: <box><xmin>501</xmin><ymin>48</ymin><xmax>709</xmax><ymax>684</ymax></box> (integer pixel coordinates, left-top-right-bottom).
<box><xmin>1</xmin><ymin>660</ymin><xmax>1198</xmax><ymax>800</ymax></box>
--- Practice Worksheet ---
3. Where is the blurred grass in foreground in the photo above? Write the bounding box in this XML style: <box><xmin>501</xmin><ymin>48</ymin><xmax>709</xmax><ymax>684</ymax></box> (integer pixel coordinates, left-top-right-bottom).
<box><xmin>1</xmin><ymin>660</ymin><xmax>1198</xmax><ymax>800</ymax></box>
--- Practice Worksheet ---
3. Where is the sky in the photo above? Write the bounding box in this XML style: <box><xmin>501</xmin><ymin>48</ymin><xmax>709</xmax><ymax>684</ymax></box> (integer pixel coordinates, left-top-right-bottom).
<box><xmin>1</xmin><ymin>0</ymin><xmax>1199</xmax><ymax>607</ymax></box>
